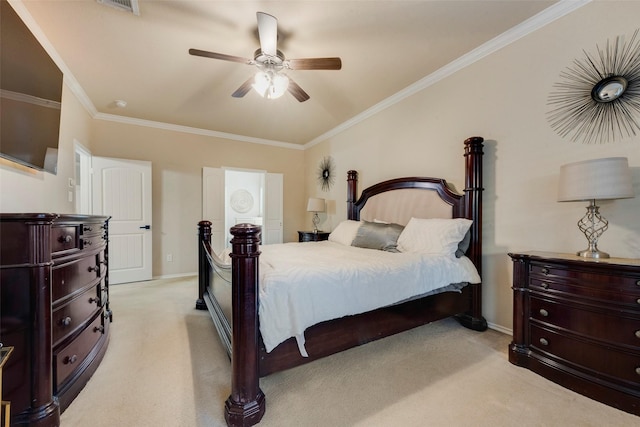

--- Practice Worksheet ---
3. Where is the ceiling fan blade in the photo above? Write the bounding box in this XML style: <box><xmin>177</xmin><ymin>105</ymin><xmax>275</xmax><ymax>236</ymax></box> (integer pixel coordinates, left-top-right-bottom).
<box><xmin>231</xmin><ymin>77</ymin><xmax>255</xmax><ymax>98</ymax></box>
<box><xmin>256</xmin><ymin>12</ymin><xmax>278</xmax><ymax>56</ymax></box>
<box><xmin>287</xmin><ymin>78</ymin><xmax>310</xmax><ymax>102</ymax></box>
<box><xmin>286</xmin><ymin>57</ymin><xmax>342</xmax><ymax>70</ymax></box>
<box><xmin>189</xmin><ymin>48</ymin><xmax>251</xmax><ymax>65</ymax></box>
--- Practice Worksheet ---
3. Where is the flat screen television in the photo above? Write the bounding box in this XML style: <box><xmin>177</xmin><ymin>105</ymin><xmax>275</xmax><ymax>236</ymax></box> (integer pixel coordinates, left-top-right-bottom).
<box><xmin>0</xmin><ymin>0</ymin><xmax>63</xmax><ymax>175</ymax></box>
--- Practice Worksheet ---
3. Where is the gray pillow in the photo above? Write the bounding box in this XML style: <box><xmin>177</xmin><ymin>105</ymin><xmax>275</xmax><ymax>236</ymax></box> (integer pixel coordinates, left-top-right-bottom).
<box><xmin>351</xmin><ymin>220</ymin><xmax>404</xmax><ymax>252</ymax></box>
<box><xmin>455</xmin><ymin>229</ymin><xmax>471</xmax><ymax>258</ymax></box>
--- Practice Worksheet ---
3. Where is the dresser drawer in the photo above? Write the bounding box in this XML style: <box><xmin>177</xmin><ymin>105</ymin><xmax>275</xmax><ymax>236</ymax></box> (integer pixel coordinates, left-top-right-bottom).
<box><xmin>530</xmin><ymin>263</ymin><xmax>640</xmax><ymax>293</ymax></box>
<box><xmin>530</xmin><ymin>277</ymin><xmax>640</xmax><ymax>307</ymax></box>
<box><xmin>52</xmin><ymin>223</ymin><xmax>107</xmax><ymax>258</ymax></box>
<box><xmin>80</xmin><ymin>222</ymin><xmax>106</xmax><ymax>238</ymax></box>
<box><xmin>530</xmin><ymin>296</ymin><xmax>640</xmax><ymax>348</ymax></box>
<box><xmin>530</xmin><ymin>324</ymin><xmax>640</xmax><ymax>385</ymax></box>
<box><xmin>52</xmin><ymin>225</ymin><xmax>80</xmax><ymax>254</ymax></box>
<box><xmin>52</xmin><ymin>285</ymin><xmax>102</xmax><ymax>346</ymax></box>
<box><xmin>80</xmin><ymin>231</ymin><xmax>107</xmax><ymax>251</ymax></box>
<box><xmin>54</xmin><ymin>314</ymin><xmax>104</xmax><ymax>388</ymax></box>
<box><xmin>52</xmin><ymin>251</ymin><xmax>105</xmax><ymax>302</ymax></box>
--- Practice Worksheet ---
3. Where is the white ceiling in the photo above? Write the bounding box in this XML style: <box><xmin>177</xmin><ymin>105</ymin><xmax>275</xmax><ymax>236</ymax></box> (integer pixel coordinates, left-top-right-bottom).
<box><xmin>13</xmin><ymin>0</ymin><xmax>570</xmax><ymax>147</ymax></box>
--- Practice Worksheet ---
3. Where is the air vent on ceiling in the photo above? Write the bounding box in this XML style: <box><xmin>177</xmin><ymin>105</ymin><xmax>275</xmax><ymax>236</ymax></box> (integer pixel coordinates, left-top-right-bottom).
<box><xmin>97</xmin><ymin>0</ymin><xmax>140</xmax><ymax>16</ymax></box>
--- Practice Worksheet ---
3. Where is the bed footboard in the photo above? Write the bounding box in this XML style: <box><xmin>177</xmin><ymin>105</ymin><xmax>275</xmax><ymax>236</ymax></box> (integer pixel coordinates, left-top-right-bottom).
<box><xmin>196</xmin><ymin>221</ymin><xmax>232</xmax><ymax>357</ymax></box>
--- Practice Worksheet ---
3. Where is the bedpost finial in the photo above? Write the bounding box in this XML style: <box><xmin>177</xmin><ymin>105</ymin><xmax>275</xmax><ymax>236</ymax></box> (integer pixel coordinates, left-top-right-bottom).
<box><xmin>198</xmin><ymin>220</ymin><xmax>212</xmax><ymax>240</ymax></box>
<box><xmin>464</xmin><ymin>136</ymin><xmax>484</xmax><ymax>149</ymax></box>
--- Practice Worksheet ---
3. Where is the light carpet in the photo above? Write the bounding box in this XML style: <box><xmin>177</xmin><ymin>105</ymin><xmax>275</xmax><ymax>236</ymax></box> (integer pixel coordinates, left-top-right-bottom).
<box><xmin>61</xmin><ymin>277</ymin><xmax>638</xmax><ymax>427</ymax></box>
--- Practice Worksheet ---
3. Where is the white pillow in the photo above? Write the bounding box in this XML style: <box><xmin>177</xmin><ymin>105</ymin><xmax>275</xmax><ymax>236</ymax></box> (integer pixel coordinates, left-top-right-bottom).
<box><xmin>328</xmin><ymin>220</ymin><xmax>361</xmax><ymax>246</ymax></box>
<box><xmin>397</xmin><ymin>217</ymin><xmax>472</xmax><ymax>257</ymax></box>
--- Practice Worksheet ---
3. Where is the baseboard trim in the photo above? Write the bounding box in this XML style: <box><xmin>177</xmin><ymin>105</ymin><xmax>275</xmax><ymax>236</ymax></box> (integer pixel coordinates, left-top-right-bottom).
<box><xmin>487</xmin><ymin>322</ymin><xmax>512</xmax><ymax>336</ymax></box>
<box><xmin>152</xmin><ymin>272</ymin><xmax>197</xmax><ymax>280</ymax></box>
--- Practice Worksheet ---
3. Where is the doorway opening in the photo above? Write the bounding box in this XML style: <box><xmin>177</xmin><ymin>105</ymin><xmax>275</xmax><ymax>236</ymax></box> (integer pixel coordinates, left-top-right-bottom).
<box><xmin>74</xmin><ymin>140</ymin><xmax>92</xmax><ymax>214</ymax></box>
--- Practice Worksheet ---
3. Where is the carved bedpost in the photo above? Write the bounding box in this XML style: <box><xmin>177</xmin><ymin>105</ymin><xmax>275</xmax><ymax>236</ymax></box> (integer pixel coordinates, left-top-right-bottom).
<box><xmin>464</xmin><ymin>136</ymin><xmax>484</xmax><ymax>275</ymax></box>
<box><xmin>460</xmin><ymin>136</ymin><xmax>487</xmax><ymax>331</ymax></box>
<box><xmin>225</xmin><ymin>224</ymin><xmax>265</xmax><ymax>427</ymax></box>
<box><xmin>196</xmin><ymin>221</ymin><xmax>211</xmax><ymax>310</ymax></box>
<box><xmin>347</xmin><ymin>170</ymin><xmax>358</xmax><ymax>220</ymax></box>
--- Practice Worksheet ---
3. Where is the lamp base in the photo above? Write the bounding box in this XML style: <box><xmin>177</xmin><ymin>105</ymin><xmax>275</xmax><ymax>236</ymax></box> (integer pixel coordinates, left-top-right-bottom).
<box><xmin>576</xmin><ymin>248</ymin><xmax>610</xmax><ymax>259</ymax></box>
<box><xmin>575</xmin><ymin>200</ymin><xmax>610</xmax><ymax>259</ymax></box>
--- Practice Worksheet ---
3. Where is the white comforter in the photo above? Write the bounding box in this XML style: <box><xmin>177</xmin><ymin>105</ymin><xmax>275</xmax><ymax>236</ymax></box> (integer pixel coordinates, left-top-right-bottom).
<box><xmin>257</xmin><ymin>241</ymin><xmax>481</xmax><ymax>356</ymax></box>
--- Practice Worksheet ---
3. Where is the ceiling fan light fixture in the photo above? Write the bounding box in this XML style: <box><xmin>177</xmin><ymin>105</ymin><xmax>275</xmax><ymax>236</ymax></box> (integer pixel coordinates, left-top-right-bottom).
<box><xmin>253</xmin><ymin>70</ymin><xmax>289</xmax><ymax>99</ymax></box>
<box><xmin>189</xmin><ymin>11</ymin><xmax>338</xmax><ymax>102</ymax></box>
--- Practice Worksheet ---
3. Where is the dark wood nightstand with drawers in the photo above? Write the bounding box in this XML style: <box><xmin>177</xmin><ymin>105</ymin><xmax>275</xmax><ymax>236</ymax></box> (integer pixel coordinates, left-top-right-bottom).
<box><xmin>508</xmin><ymin>251</ymin><xmax>640</xmax><ymax>416</ymax></box>
<box><xmin>298</xmin><ymin>231</ymin><xmax>330</xmax><ymax>242</ymax></box>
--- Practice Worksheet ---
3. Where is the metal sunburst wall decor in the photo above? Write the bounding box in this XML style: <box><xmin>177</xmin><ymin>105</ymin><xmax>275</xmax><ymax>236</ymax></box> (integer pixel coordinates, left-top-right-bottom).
<box><xmin>547</xmin><ymin>28</ymin><xmax>640</xmax><ymax>144</ymax></box>
<box><xmin>317</xmin><ymin>156</ymin><xmax>335</xmax><ymax>191</ymax></box>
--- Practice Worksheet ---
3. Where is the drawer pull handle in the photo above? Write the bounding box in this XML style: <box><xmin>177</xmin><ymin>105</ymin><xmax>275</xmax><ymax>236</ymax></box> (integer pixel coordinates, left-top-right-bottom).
<box><xmin>539</xmin><ymin>309</ymin><xmax>549</xmax><ymax>317</ymax></box>
<box><xmin>541</xmin><ymin>267</ymin><xmax>549</xmax><ymax>275</ymax></box>
<box><xmin>84</xmin><ymin>239</ymin><xmax>93</xmax><ymax>246</ymax></box>
<box><xmin>637</xmin><ymin>298</ymin><xmax>640</xmax><ymax>305</ymax></box>
<box><xmin>539</xmin><ymin>338</ymin><xmax>549</xmax><ymax>346</ymax></box>
<box><xmin>89</xmin><ymin>297</ymin><xmax>100</xmax><ymax>304</ymax></box>
<box><xmin>541</xmin><ymin>282</ymin><xmax>549</xmax><ymax>290</ymax></box>
<box><xmin>636</xmin><ymin>279</ymin><xmax>640</xmax><ymax>286</ymax></box>
<box><xmin>94</xmin><ymin>325</ymin><xmax>105</xmax><ymax>333</ymax></box>
<box><xmin>64</xmin><ymin>354</ymin><xmax>78</xmax><ymax>365</ymax></box>
<box><xmin>635</xmin><ymin>330</ymin><xmax>640</xmax><ymax>339</ymax></box>
<box><xmin>88</xmin><ymin>265</ymin><xmax>99</xmax><ymax>272</ymax></box>
<box><xmin>59</xmin><ymin>235</ymin><xmax>73</xmax><ymax>243</ymax></box>
<box><xmin>636</xmin><ymin>367</ymin><xmax>640</xmax><ymax>376</ymax></box>
<box><xmin>61</xmin><ymin>316</ymin><xmax>72</xmax><ymax>326</ymax></box>
<box><xmin>84</xmin><ymin>226</ymin><xmax>93</xmax><ymax>232</ymax></box>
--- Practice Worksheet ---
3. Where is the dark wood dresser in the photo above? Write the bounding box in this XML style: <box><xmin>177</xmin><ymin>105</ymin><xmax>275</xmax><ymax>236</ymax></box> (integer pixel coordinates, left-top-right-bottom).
<box><xmin>0</xmin><ymin>214</ymin><xmax>111</xmax><ymax>426</ymax></box>
<box><xmin>508</xmin><ymin>251</ymin><xmax>640</xmax><ymax>416</ymax></box>
<box><xmin>297</xmin><ymin>231</ymin><xmax>330</xmax><ymax>242</ymax></box>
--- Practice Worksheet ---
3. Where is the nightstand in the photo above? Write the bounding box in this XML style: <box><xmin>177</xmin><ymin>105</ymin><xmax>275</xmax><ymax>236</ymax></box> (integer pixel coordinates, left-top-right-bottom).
<box><xmin>298</xmin><ymin>231</ymin><xmax>330</xmax><ymax>242</ymax></box>
<box><xmin>508</xmin><ymin>251</ymin><xmax>640</xmax><ymax>416</ymax></box>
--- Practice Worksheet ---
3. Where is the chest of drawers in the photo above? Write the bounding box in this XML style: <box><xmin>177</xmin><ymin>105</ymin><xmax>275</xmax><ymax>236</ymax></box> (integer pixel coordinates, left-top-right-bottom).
<box><xmin>0</xmin><ymin>214</ymin><xmax>111</xmax><ymax>426</ymax></box>
<box><xmin>509</xmin><ymin>251</ymin><xmax>640</xmax><ymax>416</ymax></box>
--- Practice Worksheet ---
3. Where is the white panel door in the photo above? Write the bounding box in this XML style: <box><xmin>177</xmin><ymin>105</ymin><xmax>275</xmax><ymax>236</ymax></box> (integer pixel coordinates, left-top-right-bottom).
<box><xmin>202</xmin><ymin>167</ymin><xmax>225</xmax><ymax>254</ymax></box>
<box><xmin>93</xmin><ymin>157</ymin><xmax>152</xmax><ymax>284</ymax></box>
<box><xmin>264</xmin><ymin>173</ymin><xmax>283</xmax><ymax>244</ymax></box>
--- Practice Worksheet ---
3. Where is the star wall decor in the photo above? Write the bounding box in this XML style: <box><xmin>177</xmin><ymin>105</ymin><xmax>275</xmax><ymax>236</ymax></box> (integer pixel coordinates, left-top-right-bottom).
<box><xmin>546</xmin><ymin>28</ymin><xmax>640</xmax><ymax>144</ymax></box>
<box><xmin>317</xmin><ymin>156</ymin><xmax>335</xmax><ymax>192</ymax></box>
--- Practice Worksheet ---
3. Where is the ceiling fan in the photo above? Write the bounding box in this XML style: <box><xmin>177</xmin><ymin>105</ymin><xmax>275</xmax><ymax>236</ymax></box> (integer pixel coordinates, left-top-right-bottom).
<box><xmin>189</xmin><ymin>12</ymin><xmax>342</xmax><ymax>102</ymax></box>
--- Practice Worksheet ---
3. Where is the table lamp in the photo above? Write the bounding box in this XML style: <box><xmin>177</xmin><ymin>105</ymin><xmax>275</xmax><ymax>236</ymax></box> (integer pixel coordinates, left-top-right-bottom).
<box><xmin>558</xmin><ymin>157</ymin><xmax>633</xmax><ymax>258</ymax></box>
<box><xmin>306</xmin><ymin>198</ymin><xmax>325</xmax><ymax>233</ymax></box>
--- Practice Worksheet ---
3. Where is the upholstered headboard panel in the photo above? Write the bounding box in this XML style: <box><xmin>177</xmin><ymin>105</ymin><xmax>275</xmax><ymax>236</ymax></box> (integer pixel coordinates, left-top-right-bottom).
<box><xmin>359</xmin><ymin>188</ymin><xmax>453</xmax><ymax>225</ymax></box>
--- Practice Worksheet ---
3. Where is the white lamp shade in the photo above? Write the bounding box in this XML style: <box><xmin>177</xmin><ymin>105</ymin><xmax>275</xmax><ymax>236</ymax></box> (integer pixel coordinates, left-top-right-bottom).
<box><xmin>306</xmin><ymin>198</ymin><xmax>325</xmax><ymax>212</ymax></box>
<box><xmin>558</xmin><ymin>157</ymin><xmax>633</xmax><ymax>202</ymax></box>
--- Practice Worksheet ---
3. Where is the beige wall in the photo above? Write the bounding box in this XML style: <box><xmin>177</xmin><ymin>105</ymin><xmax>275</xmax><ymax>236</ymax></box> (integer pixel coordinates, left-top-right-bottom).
<box><xmin>0</xmin><ymin>81</ymin><xmax>93</xmax><ymax>212</ymax></box>
<box><xmin>304</xmin><ymin>1</ymin><xmax>640</xmax><ymax>331</ymax></box>
<box><xmin>89</xmin><ymin>120</ymin><xmax>305</xmax><ymax>278</ymax></box>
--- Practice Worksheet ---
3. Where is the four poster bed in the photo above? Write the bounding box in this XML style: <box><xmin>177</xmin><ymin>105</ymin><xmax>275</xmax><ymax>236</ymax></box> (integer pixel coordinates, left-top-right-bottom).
<box><xmin>196</xmin><ymin>136</ymin><xmax>486</xmax><ymax>426</ymax></box>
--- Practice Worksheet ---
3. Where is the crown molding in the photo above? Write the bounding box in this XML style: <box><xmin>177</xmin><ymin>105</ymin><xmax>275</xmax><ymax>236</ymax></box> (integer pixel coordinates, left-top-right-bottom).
<box><xmin>94</xmin><ymin>113</ymin><xmax>304</xmax><ymax>150</ymax></box>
